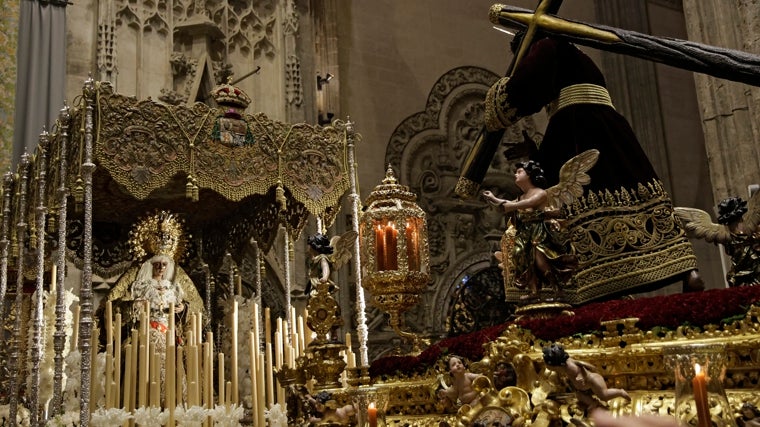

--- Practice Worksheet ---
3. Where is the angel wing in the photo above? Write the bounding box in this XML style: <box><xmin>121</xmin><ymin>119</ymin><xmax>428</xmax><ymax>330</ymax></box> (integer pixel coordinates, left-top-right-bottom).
<box><xmin>545</xmin><ymin>149</ymin><xmax>600</xmax><ymax>210</ymax></box>
<box><xmin>673</xmin><ymin>207</ymin><xmax>731</xmax><ymax>245</ymax></box>
<box><xmin>329</xmin><ymin>230</ymin><xmax>358</xmax><ymax>270</ymax></box>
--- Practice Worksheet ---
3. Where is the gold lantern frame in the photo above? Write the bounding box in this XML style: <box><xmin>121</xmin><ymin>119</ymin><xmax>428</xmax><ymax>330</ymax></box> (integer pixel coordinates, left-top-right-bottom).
<box><xmin>359</xmin><ymin>166</ymin><xmax>431</xmax><ymax>353</ymax></box>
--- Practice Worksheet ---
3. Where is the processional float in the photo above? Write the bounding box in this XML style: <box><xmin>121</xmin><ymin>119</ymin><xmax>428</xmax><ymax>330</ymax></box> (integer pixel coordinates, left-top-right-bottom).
<box><xmin>0</xmin><ymin>74</ymin><xmax>386</xmax><ymax>426</ymax></box>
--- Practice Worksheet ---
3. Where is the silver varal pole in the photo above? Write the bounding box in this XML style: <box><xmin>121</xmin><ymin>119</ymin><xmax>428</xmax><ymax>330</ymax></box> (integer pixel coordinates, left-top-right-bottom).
<box><xmin>253</xmin><ymin>240</ymin><xmax>263</xmax><ymax>350</ymax></box>
<box><xmin>30</xmin><ymin>132</ymin><xmax>50</xmax><ymax>426</ymax></box>
<box><xmin>346</xmin><ymin>119</ymin><xmax>369</xmax><ymax>367</ymax></box>
<box><xmin>8</xmin><ymin>153</ymin><xmax>31</xmax><ymax>426</ymax></box>
<box><xmin>0</xmin><ymin>172</ymin><xmax>14</xmax><ymax>343</ymax></box>
<box><xmin>51</xmin><ymin>103</ymin><xmax>72</xmax><ymax>415</ymax></box>
<box><xmin>284</xmin><ymin>228</ymin><xmax>292</xmax><ymax>341</ymax></box>
<box><xmin>78</xmin><ymin>77</ymin><xmax>97</xmax><ymax>427</ymax></box>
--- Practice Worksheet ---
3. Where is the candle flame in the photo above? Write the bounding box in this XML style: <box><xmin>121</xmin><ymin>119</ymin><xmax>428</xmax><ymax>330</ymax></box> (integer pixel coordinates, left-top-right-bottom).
<box><xmin>695</xmin><ymin>363</ymin><xmax>702</xmax><ymax>374</ymax></box>
<box><xmin>369</xmin><ymin>402</ymin><xmax>376</xmax><ymax>409</ymax></box>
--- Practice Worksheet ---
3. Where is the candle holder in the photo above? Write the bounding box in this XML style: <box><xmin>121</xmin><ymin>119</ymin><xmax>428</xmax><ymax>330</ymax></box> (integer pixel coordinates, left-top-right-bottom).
<box><xmin>663</xmin><ymin>344</ymin><xmax>735</xmax><ymax>427</ymax></box>
<box><xmin>350</xmin><ymin>386</ymin><xmax>389</xmax><ymax>427</ymax></box>
<box><xmin>346</xmin><ymin>366</ymin><xmax>371</xmax><ymax>387</ymax></box>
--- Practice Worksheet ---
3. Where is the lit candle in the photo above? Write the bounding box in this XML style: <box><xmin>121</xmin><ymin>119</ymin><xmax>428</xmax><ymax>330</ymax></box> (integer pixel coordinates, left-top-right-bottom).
<box><xmin>693</xmin><ymin>363</ymin><xmax>710</xmax><ymax>427</ymax></box>
<box><xmin>405</xmin><ymin>221</ymin><xmax>419</xmax><ymax>271</ymax></box>
<box><xmin>385</xmin><ymin>223</ymin><xmax>398</xmax><ymax>270</ymax></box>
<box><xmin>368</xmin><ymin>402</ymin><xmax>378</xmax><ymax>427</ymax></box>
<box><xmin>375</xmin><ymin>225</ymin><xmax>386</xmax><ymax>271</ymax></box>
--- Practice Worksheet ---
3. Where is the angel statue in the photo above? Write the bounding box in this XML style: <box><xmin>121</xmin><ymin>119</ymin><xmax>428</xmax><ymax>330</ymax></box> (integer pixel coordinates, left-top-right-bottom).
<box><xmin>543</xmin><ymin>343</ymin><xmax>630</xmax><ymax>410</ymax></box>
<box><xmin>675</xmin><ymin>192</ymin><xmax>760</xmax><ymax>287</ymax></box>
<box><xmin>305</xmin><ymin>231</ymin><xmax>357</xmax><ymax>343</ymax></box>
<box><xmin>482</xmin><ymin>150</ymin><xmax>599</xmax><ymax>303</ymax></box>
<box><xmin>106</xmin><ymin>211</ymin><xmax>205</xmax><ymax>351</ymax></box>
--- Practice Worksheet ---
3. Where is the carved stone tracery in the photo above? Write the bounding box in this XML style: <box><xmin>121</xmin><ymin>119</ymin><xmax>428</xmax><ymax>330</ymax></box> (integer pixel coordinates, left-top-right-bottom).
<box><xmin>382</xmin><ymin>66</ymin><xmax>541</xmax><ymax>346</ymax></box>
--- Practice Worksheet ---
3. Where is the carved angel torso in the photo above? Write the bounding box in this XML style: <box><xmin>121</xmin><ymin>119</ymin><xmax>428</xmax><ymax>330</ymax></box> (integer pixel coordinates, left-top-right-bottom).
<box><xmin>675</xmin><ymin>192</ymin><xmax>760</xmax><ymax>287</ymax></box>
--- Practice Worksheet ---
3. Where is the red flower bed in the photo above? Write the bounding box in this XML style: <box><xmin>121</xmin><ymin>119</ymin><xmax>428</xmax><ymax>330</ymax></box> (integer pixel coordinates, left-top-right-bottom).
<box><xmin>369</xmin><ymin>286</ymin><xmax>760</xmax><ymax>379</ymax></box>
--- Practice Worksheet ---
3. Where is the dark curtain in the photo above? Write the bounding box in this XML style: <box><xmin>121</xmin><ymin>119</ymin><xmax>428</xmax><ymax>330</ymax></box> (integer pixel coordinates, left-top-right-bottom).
<box><xmin>12</xmin><ymin>0</ymin><xmax>67</xmax><ymax>167</ymax></box>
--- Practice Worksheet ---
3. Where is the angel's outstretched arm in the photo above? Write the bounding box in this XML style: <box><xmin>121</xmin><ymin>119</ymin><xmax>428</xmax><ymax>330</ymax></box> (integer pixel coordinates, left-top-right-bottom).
<box><xmin>319</xmin><ymin>257</ymin><xmax>331</xmax><ymax>282</ymax></box>
<box><xmin>501</xmin><ymin>189</ymin><xmax>547</xmax><ymax>213</ymax></box>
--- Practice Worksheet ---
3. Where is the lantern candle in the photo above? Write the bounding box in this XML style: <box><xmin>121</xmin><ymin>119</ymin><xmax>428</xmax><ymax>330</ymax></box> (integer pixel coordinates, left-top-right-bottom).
<box><xmin>693</xmin><ymin>363</ymin><xmax>710</xmax><ymax>427</ymax></box>
<box><xmin>405</xmin><ymin>221</ymin><xmax>419</xmax><ymax>271</ymax></box>
<box><xmin>384</xmin><ymin>223</ymin><xmax>398</xmax><ymax>270</ymax></box>
<box><xmin>375</xmin><ymin>224</ymin><xmax>385</xmax><ymax>271</ymax></box>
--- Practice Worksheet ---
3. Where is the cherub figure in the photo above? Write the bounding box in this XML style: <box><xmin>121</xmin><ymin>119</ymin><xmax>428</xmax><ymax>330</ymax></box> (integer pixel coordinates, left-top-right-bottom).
<box><xmin>542</xmin><ymin>344</ymin><xmax>630</xmax><ymax>409</ymax></box>
<box><xmin>482</xmin><ymin>150</ymin><xmax>599</xmax><ymax>302</ymax></box>
<box><xmin>738</xmin><ymin>402</ymin><xmax>760</xmax><ymax>427</ymax></box>
<box><xmin>304</xmin><ymin>231</ymin><xmax>357</xmax><ymax>343</ymax></box>
<box><xmin>675</xmin><ymin>192</ymin><xmax>760</xmax><ymax>287</ymax></box>
<box><xmin>305</xmin><ymin>391</ymin><xmax>356</xmax><ymax>425</ymax></box>
<box><xmin>438</xmin><ymin>355</ymin><xmax>485</xmax><ymax>407</ymax></box>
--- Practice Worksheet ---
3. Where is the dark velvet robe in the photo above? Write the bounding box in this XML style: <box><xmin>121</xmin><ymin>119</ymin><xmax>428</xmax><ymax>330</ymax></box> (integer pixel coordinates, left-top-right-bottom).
<box><xmin>505</xmin><ymin>37</ymin><xmax>658</xmax><ymax>192</ymax></box>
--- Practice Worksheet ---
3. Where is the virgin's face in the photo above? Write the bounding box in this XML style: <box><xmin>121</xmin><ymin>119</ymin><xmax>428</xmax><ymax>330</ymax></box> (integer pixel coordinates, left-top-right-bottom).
<box><xmin>152</xmin><ymin>260</ymin><xmax>169</xmax><ymax>279</ymax></box>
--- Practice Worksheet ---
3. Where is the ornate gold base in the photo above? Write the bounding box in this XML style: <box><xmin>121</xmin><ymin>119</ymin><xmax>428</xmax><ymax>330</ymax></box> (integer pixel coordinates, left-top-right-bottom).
<box><xmin>303</xmin><ymin>342</ymin><xmax>348</xmax><ymax>390</ymax></box>
<box><xmin>514</xmin><ymin>301</ymin><xmax>574</xmax><ymax>321</ymax></box>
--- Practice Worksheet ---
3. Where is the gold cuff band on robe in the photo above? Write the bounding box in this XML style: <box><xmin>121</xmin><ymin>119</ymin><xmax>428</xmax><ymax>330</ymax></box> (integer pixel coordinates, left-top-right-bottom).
<box><xmin>546</xmin><ymin>83</ymin><xmax>614</xmax><ymax>117</ymax></box>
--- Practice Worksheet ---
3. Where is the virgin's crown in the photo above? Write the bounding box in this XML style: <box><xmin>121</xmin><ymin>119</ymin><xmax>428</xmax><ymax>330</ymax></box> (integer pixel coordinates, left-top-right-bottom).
<box><xmin>129</xmin><ymin>211</ymin><xmax>188</xmax><ymax>261</ymax></box>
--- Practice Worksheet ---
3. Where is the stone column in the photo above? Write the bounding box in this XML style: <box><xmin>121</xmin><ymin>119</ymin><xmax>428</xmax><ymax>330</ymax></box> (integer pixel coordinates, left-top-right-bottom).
<box><xmin>683</xmin><ymin>0</ymin><xmax>760</xmax><ymax>199</ymax></box>
<box><xmin>594</xmin><ymin>0</ymin><xmax>673</xmax><ymax>188</ymax></box>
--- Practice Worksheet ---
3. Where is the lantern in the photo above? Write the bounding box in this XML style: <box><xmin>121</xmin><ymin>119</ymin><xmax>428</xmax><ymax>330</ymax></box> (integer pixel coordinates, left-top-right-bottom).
<box><xmin>360</xmin><ymin>165</ymin><xmax>430</xmax><ymax>352</ymax></box>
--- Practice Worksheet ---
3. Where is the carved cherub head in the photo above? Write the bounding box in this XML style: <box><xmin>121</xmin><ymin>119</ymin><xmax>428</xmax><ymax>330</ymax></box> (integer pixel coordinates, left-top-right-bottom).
<box><xmin>542</xmin><ymin>343</ymin><xmax>569</xmax><ymax>367</ymax></box>
<box><xmin>307</xmin><ymin>233</ymin><xmax>334</xmax><ymax>255</ymax></box>
<box><xmin>717</xmin><ymin>197</ymin><xmax>748</xmax><ymax>225</ymax></box>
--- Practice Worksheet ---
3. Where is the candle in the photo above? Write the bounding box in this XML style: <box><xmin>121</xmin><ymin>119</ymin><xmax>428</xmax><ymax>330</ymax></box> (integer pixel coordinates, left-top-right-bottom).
<box><xmin>218</xmin><ymin>352</ymin><xmax>225</xmax><ymax>406</ymax></box>
<box><xmin>297</xmin><ymin>315</ymin><xmax>305</xmax><ymax>354</ymax></box>
<box><xmin>105</xmin><ymin>343</ymin><xmax>113</xmax><ymax>408</ymax></box>
<box><xmin>231</xmin><ymin>301</ymin><xmax>239</xmax><ymax>404</ymax></box>
<box><xmin>265</xmin><ymin>342</ymin><xmax>275</xmax><ymax>407</ymax></box>
<box><xmin>105</xmin><ymin>300</ymin><xmax>113</xmax><ymax>349</ymax></box>
<box><xmin>123</xmin><ymin>343</ymin><xmax>132</xmax><ymax>412</ymax></box>
<box><xmin>347</xmin><ymin>349</ymin><xmax>356</xmax><ymax>369</ymax></box>
<box><xmin>375</xmin><ymin>225</ymin><xmax>385</xmax><ymax>271</ymax></box>
<box><xmin>405</xmin><ymin>221</ymin><xmax>419</xmax><ymax>271</ymax></box>
<box><xmin>249</xmin><ymin>332</ymin><xmax>259</xmax><ymax>421</ymax></box>
<box><xmin>368</xmin><ymin>402</ymin><xmax>378</xmax><ymax>427</ymax></box>
<box><xmin>693</xmin><ymin>363</ymin><xmax>711</xmax><ymax>427</ymax></box>
<box><xmin>177</xmin><ymin>346</ymin><xmax>187</xmax><ymax>406</ymax></box>
<box><xmin>385</xmin><ymin>223</ymin><xmax>398</xmax><ymax>270</ymax></box>
<box><xmin>257</xmin><ymin>354</ymin><xmax>266</xmax><ymax>427</ymax></box>
<box><xmin>264</xmin><ymin>307</ymin><xmax>271</xmax><ymax>349</ymax></box>
<box><xmin>113</xmin><ymin>313</ymin><xmax>122</xmax><ymax>408</ymax></box>
<box><xmin>203</xmin><ymin>340</ymin><xmax>212</xmax><ymax>412</ymax></box>
<box><xmin>50</xmin><ymin>264</ymin><xmax>56</xmax><ymax>293</ymax></box>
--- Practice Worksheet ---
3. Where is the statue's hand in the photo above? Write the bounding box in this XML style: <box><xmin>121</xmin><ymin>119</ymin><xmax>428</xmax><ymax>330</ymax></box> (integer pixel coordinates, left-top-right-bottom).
<box><xmin>174</xmin><ymin>302</ymin><xmax>185</xmax><ymax>313</ymax></box>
